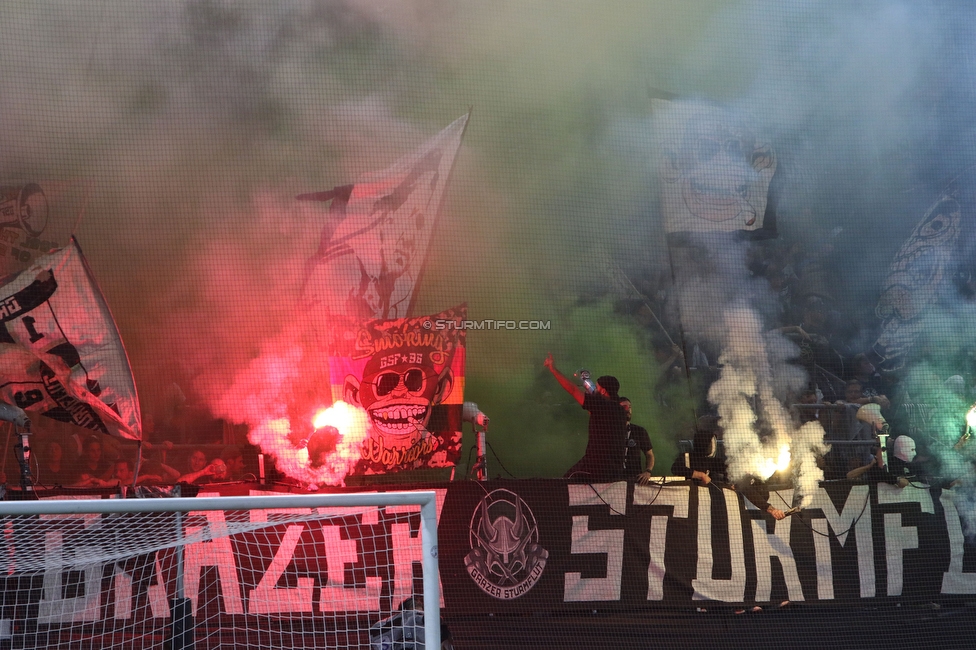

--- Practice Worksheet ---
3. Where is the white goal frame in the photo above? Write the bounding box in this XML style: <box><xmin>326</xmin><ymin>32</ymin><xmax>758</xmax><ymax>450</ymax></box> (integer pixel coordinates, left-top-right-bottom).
<box><xmin>0</xmin><ymin>490</ymin><xmax>440</xmax><ymax>649</ymax></box>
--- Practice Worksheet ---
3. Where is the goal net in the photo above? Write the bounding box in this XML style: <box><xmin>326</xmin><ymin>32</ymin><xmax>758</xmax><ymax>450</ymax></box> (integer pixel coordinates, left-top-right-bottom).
<box><xmin>0</xmin><ymin>490</ymin><xmax>440</xmax><ymax>650</ymax></box>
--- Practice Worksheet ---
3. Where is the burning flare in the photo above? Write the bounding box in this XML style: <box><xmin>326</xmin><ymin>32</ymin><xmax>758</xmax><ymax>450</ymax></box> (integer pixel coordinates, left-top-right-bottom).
<box><xmin>966</xmin><ymin>404</ymin><xmax>976</xmax><ymax>430</ymax></box>
<box><xmin>709</xmin><ymin>304</ymin><xmax>829</xmax><ymax>506</ymax></box>
<box><xmin>313</xmin><ymin>404</ymin><xmax>356</xmax><ymax>431</ymax></box>
<box><xmin>248</xmin><ymin>400</ymin><xmax>368</xmax><ymax>487</ymax></box>
<box><xmin>757</xmin><ymin>444</ymin><xmax>792</xmax><ymax>480</ymax></box>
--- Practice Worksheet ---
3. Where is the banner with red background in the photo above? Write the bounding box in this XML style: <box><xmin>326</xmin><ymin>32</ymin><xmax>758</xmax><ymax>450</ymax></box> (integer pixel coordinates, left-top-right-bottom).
<box><xmin>329</xmin><ymin>304</ymin><xmax>466</xmax><ymax>475</ymax></box>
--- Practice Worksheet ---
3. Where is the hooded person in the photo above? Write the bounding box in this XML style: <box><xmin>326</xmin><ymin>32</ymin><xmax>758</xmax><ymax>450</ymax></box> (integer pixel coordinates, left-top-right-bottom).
<box><xmin>887</xmin><ymin>434</ymin><xmax>959</xmax><ymax>488</ymax></box>
<box><xmin>889</xmin><ymin>435</ymin><xmax>917</xmax><ymax>475</ymax></box>
<box><xmin>670</xmin><ymin>423</ymin><xmax>727</xmax><ymax>485</ymax></box>
<box><xmin>848</xmin><ymin>402</ymin><xmax>887</xmax><ymax>468</ymax></box>
<box><xmin>855</xmin><ymin>402</ymin><xmax>886</xmax><ymax>429</ymax></box>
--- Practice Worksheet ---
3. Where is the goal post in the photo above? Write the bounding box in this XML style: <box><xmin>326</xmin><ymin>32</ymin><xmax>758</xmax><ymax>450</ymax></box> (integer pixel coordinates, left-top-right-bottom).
<box><xmin>0</xmin><ymin>491</ymin><xmax>440</xmax><ymax>650</ymax></box>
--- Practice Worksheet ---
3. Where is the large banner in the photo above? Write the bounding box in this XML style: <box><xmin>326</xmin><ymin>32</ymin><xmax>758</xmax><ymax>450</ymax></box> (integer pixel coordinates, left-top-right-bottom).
<box><xmin>331</xmin><ymin>304</ymin><xmax>466</xmax><ymax>474</ymax></box>
<box><xmin>439</xmin><ymin>480</ymin><xmax>970</xmax><ymax>610</ymax></box>
<box><xmin>0</xmin><ymin>239</ymin><xmax>141</xmax><ymax>439</ymax></box>
<box><xmin>11</xmin><ymin>479</ymin><xmax>976</xmax><ymax>627</ymax></box>
<box><xmin>653</xmin><ymin>100</ymin><xmax>777</xmax><ymax>234</ymax></box>
<box><xmin>300</xmin><ymin>114</ymin><xmax>468</xmax><ymax>341</ymax></box>
<box><xmin>872</xmin><ymin>194</ymin><xmax>962</xmax><ymax>373</ymax></box>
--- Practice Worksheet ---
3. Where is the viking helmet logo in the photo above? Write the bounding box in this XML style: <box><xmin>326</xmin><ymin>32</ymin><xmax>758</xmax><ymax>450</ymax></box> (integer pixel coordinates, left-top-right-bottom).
<box><xmin>464</xmin><ymin>489</ymin><xmax>548</xmax><ymax>600</ymax></box>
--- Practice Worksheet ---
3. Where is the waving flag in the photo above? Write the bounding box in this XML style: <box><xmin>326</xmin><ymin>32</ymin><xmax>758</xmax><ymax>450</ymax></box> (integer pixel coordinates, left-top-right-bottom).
<box><xmin>0</xmin><ymin>238</ymin><xmax>141</xmax><ymax>440</ymax></box>
<box><xmin>300</xmin><ymin>114</ymin><xmax>469</xmax><ymax>345</ymax></box>
<box><xmin>653</xmin><ymin>100</ymin><xmax>777</xmax><ymax>234</ymax></box>
<box><xmin>872</xmin><ymin>195</ymin><xmax>962</xmax><ymax>372</ymax></box>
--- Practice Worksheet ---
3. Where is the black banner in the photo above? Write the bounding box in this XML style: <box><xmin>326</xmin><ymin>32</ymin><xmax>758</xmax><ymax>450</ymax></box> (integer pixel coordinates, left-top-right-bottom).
<box><xmin>7</xmin><ymin>478</ymin><xmax>976</xmax><ymax>628</ymax></box>
<box><xmin>437</xmin><ymin>479</ymin><xmax>973</xmax><ymax>611</ymax></box>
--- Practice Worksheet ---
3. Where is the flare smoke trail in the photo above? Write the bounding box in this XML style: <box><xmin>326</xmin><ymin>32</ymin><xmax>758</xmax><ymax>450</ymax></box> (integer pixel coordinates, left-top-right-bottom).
<box><xmin>708</xmin><ymin>304</ymin><xmax>827</xmax><ymax>506</ymax></box>
<box><xmin>206</xmin><ymin>319</ymin><xmax>368</xmax><ymax>486</ymax></box>
<box><xmin>247</xmin><ymin>403</ymin><xmax>368</xmax><ymax>488</ymax></box>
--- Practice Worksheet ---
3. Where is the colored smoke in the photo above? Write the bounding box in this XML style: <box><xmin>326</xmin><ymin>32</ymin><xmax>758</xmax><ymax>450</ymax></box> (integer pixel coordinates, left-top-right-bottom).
<box><xmin>6</xmin><ymin>0</ymin><xmax>976</xmax><ymax>490</ymax></box>
<box><xmin>204</xmin><ymin>317</ymin><xmax>367</xmax><ymax>486</ymax></box>
<box><xmin>247</xmin><ymin>401</ymin><xmax>368</xmax><ymax>488</ymax></box>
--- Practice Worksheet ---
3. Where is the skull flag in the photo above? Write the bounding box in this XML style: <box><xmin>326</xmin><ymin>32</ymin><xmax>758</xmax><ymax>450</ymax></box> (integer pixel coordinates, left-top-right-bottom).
<box><xmin>653</xmin><ymin>100</ymin><xmax>777</xmax><ymax>234</ymax></box>
<box><xmin>331</xmin><ymin>304</ymin><xmax>466</xmax><ymax>475</ymax></box>
<box><xmin>300</xmin><ymin>114</ymin><xmax>468</xmax><ymax>339</ymax></box>
<box><xmin>0</xmin><ymin>238</ymin><xmax>141</xmax><ymax>440</ymax></box>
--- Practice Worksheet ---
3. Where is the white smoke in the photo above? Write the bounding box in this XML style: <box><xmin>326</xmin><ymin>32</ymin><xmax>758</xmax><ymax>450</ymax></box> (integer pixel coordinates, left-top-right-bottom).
<box><xmin>708</xmin><ymin>304</ymin><xmax>827</xmax><ymax>506</ymax></box>
<box><xmin>792</xmin><ymin>421</ymin><xmax>830</xmax><ymax>506</ymax></box>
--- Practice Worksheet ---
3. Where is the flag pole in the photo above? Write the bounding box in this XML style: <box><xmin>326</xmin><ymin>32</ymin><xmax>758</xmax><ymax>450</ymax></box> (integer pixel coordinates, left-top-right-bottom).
<box><xmin>609</xmin><ymin>260</ymin><xmax>679</xmax><ymax>349</ymax></box>
<box><xmin>71</xmin><ymin>180</ymin><xmax>94</xmax><ymax>236</ymax></box>
<box><xmin>664</xmin><ymin>238</ymin><xmax>703</xmax><ymax>426</ymax></box>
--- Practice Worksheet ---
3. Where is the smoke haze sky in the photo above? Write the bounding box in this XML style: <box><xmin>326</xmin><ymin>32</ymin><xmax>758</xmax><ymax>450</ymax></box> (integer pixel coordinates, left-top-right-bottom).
<box><xmin>3</xmin><ymin>0</ymin><xmax>976</xmax><ymax>477</ymax></box>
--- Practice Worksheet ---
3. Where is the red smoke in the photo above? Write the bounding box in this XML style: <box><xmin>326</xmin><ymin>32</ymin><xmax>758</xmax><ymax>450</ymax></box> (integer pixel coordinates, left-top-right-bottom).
<box><xmin>248</xmin><ymin>401</ymin><xmax>368</xmax><ymax>488</ymax></box>
<box><xmin>147</xmin><ymin>194</ymin><xmax>373</xmax><ymax>486</ymax></box>
<box><xmin>204</xmin><ymin>320</ymin><xmax>369</xmax><ymax>486</ymax></box>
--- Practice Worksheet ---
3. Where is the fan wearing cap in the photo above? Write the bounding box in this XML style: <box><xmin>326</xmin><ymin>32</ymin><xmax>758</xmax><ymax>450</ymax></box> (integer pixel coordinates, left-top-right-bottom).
<box><xmin>545</xmin><ymin>353</ymin><xmax>629</xmax><ymax>482</ymax></box>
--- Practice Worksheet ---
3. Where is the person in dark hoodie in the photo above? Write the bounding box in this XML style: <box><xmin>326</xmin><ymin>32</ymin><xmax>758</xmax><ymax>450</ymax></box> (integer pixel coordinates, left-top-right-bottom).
<box><xmin>670</xmin><ymin>419</ymin><xmax>787</xmax><ymax>519</ymax></box>
<box><xmin>670</xmin><ymin>423</ymin><xmax>727</xmax><ymax>486</ymax></box>
<box><xmin>736</xmin><ymin>475</ymin><xmax>788</xmax><ymax>520</ymax></box>
<box><xmin>886</xmin><ymin>434</ymin><xmax>964</xmax><ymax>489</ymax></box>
